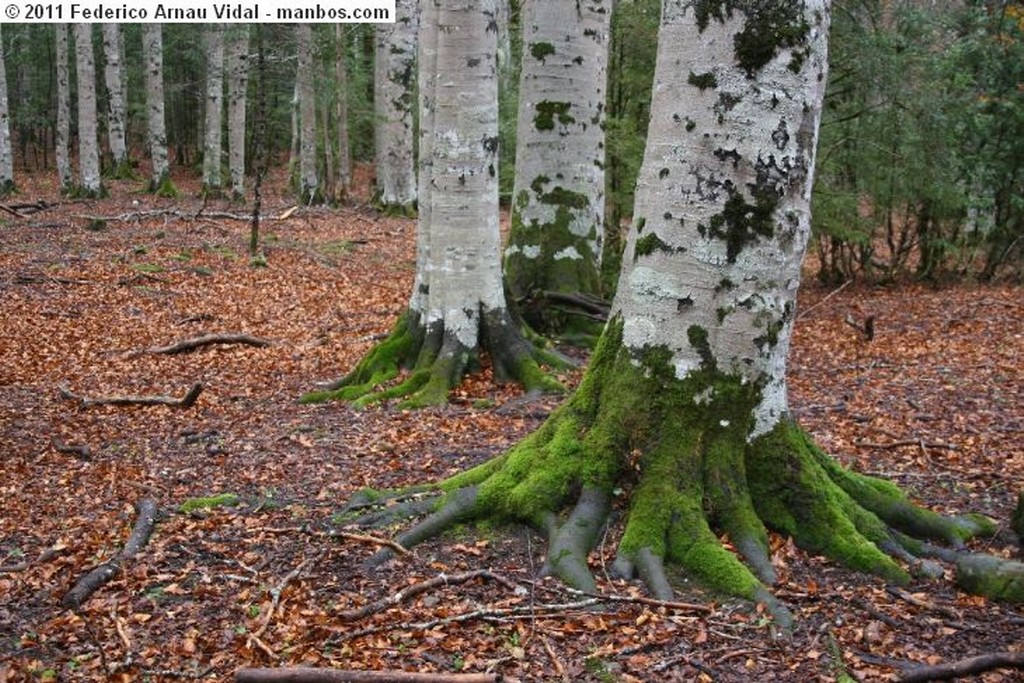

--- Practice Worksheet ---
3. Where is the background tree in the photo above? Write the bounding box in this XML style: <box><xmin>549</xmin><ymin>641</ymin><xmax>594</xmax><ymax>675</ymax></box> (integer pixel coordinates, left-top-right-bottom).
<box><xmin>0</xmin><ymin>25</ymin><xmax>14</xmax><ymax>196</ymax></box>
<box><xmin>504</xmin><ymin>0</ymin><xmax>611</xmax><ymax>340</ymax></box>
<box><xmin>142</xmin><ymin>25</ymin><xmax>174</xmax><ymax>196</ymax></box>
<box><xmin>296</xmin><ymin>24</ymin><xmax>321</xmax><ymax>204</ymax></box>
<box><xmin>226</xmin><ymin>25</ymin><xmax>250</xmax><ymax>200</ymax></box>
<box><xmin>304</xmin><ymin>0</ymin><xmax>565</xmax><ymax>409</ymax></box>
<box><xmin>344</xmin><ymin>0</ymin><xmax>1003</xmax><ymax>617</ymax></box>
<box><xmin>332</xmin><ymin>23</ymin><xmax>353</xmax><ymax>203</ymax></box>
<box><xmin>101</xmin><ymin>24</ymin><xmax>131</xmax><ymax>178</ymax></box>
<box><xmin>202</xmin><ymin>24</ymin><xmax>224</xmax><ymax>196</ymax></box>
<box><xmin>374</xmin><ymin>0</ymin><xmax>418</xmax><ymax>212</ymax></box>
<box><xmin>54</xmin><ymin>24</ymin><xmax>72</xmax><ymax>194</ymax></box>
<box><xmin>73</xmin><ymin>24</ymin><xmax>102</xmax><ymax>197</ymax></box>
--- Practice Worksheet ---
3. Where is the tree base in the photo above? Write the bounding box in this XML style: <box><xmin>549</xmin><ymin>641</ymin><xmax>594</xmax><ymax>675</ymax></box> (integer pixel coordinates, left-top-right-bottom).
<box><xmin>340</xmin><ymin>319</ymin><xmax>1003</xmax><ymax>623</ymax></box>
<box><xmin>301</xmin><ymin>308</ymin><xmax>570</xmax><ymax>409</ymax></box>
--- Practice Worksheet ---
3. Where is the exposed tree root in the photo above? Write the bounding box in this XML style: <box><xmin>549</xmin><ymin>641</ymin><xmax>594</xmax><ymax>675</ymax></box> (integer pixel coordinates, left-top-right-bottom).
<box><xmin>301</xmin><ymin>308</ymin><xmax>567</xmax><ymax>409</ymax></box>
<box><xmin>59</xmin><ymin>382</ymin><xmax>203</xmax><ymax>409</ymax></box>
<box><xmin>237</xmin><ymin>668</ymin><xmax>500</xmax><ymax>683</ymax></box>
<box><xmin>899</xmin><ymin>651</ymin><xmax>1024</xmax><ymax>682</ymax></box>
<box><xmin>128</xmin><ymin>332</ymin><xmax>272</xmax><ymax>357</ymax></box>
<box><xmin>340</xmin><ymin>321</ymin><xmax>1003</xmax><ymax>624</ymax></box>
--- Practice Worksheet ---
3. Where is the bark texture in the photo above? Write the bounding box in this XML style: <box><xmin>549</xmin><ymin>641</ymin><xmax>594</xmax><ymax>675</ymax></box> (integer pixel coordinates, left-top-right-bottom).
<box><xmin>55</xmin><ymin>24</ymin><xmax>72</xmax><ymax>193</ymax></box>
<box><xmin>142</xmin><ymin>25</ymin><xmax>173</xmax><ymax>195</ymax></box>
<box><xmin>0</xmin><ymin>25</ymin><xmax>14</xmax><ymax>195</ymax></box>
<box><xmin>374</xmin><ymin>0</ymin><xmax>418</xmax><ymax>211</ymax></box>
<box><xmin>102</xmin><ymin>24</ymin><xmax>130</xmax><ymax>176</ymax></box>
<box><xmin>296</xmin><ymin>24</ymin><xmax>321</xmax><ymax>204</ymax></box>
<box><xmin>203</xmin><ymin>25</ymin><xmax>225</xmax><ymax>195</ymax></box>
<box><xmin>74</xmin><ymin>24</ymin><xmax>103</xmax><ymax>197</ymax></box>
<box><xmin>304</xmin><ymin>0</ymin><xmax>564</xmax><ymax>409</ymax></box>
<box><xmin>226</xmin><ymin>26</ymin><xmax>250</xmax><ymax>200</ymax></box>
<box><xmin>504</xmin><ymin>0</ymin><xmax>610</xmax><ymax>336</ymax></box>
<box><xmin>334</xmin><ymin>23</ymin><xmax>352</xmax><ymax>202</ymax></box>
<box><xmin>339</xmin><ymin>0</ymin><xmax>1002</xmax><ymax>618</ymax></box>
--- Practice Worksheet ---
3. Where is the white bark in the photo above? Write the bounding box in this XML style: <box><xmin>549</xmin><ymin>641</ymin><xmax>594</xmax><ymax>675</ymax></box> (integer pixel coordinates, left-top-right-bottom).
<box><xmin>335</xmin><ymin>23</ymin><xmax>351</xmax><ymax>200</ymax></box>
<box><xmin>142</xmin><ymin>25</ymin><xmax>170</xmax><ymax>189</ymax></box>
<box><xmin>0</xmin><ymin>25</ymin><xmax>15</xmax><ymax>192</ymax></box>
<box><xmin>55</xmin><ymin>24</ymin><xmax>72</xmax><ymax>192</ymax></box>
<box><xmin>296</xmin><ymin>24</ymin><xmax>320</xmax><ymax>203</ymax></box>
<box><xmin>203</xmin><ymin>25</ymin><xmax>224</xmax><ymax>192</ymax></box>
<box><xmin>614</xmin><ymin>0</ymin><xmax>831</xmax><ymax>437</ymax></box>
<box><xmin>411</xmin><ymin>0</ymin><xmax>439</xmax><ymax>316</ymax></box>
<box><xmin>413</xmin><ymin>0</ymin><xmax>505</xmax><ymax>349</ymax></box>
<box><xmin>102</xmin><ymin>24</ymin><xmax>128</xmax><ymax>169</ymax></box>
<box><xmin>506</xmin><ymin>0</ymin><xmax>610</xmax><ymax>291</ymax></box>
<box><xmin>374</xmin><ymin>0</ymin><xmax>417</xmax><ymax>207</ymax></box>
<box><xmin>226</xmin><ymin>25</ymin><xmax>250</xmax><ymax>198</ymax></box>
<box><xmin>74</xmin><ymin>24</ymin><xmax>102</xmax><ymax>195</ymax></box>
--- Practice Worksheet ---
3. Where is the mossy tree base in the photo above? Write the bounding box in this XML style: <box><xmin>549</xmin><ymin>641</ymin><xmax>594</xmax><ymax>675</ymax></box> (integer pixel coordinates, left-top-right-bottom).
<box><xmin>339</xmin><ymin>318</ymin><xmax>1007</xmax><ymax>623</ymax></box>
<box><xmin>301</xmin><ymin>307</ymin><xmax>569</xmax><ymax>409</ymax></box>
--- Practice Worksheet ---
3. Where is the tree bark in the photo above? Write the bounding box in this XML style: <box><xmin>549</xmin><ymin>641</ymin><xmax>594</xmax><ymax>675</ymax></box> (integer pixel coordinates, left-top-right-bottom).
<box><xmin>296</xmin><ymin>24</ymin><xmax>321</xmax><ymax>204</ymax></box>
<box><xmin>142</xmin><ymin>25</ymin><xmax>173</xmax><ymax>195</ymax></box>
<box><xmin>102</xmin><ymin>24</ymin><xmax>130</xmax><ymax>176</ymax></box>
<box><xmin>373</xmin><ymin>0</ymin><xmax>417</xmax><ymax>211</ymax></box>
<box><xmin>226</xmin><ymin>25</ymin><xmax>250</xmax><ymax>200</ymax></box>
<box><xmin>334</xmin><ymin>23</ymin><xmax>352</xmax><ymax>203</ymax></box>
<box><xmin>55</xmin><ymin>24</ymin><xmax>72</xmax><ymax>194</ymax></box>
<box><xmin>0</xmin><ymin>25</ymin><xmax>12</xmax><ymax>196</ymax></box>
<box><xmin>74</xmin><ymin>24</ymin><xmax>103</xmax><ymax>197</ymax></box>
<box><xmin>505</xmin><ymin>0</ymin><xmax>610</xmax><ymax>337</ymax></box>
<box><xmin>203</xmin><ymin>24</ymin><xmax>225</xmax><ymax>195</ymax></box>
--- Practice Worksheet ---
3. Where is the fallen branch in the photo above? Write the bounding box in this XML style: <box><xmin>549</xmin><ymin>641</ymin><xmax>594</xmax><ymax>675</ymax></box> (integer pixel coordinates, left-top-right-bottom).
<box><xmin>128</xmin><ymin>333</ymin><xmax>272</xmax><ymax>357</ymax></box>
<box><xmin>797</xmin><ymin>280</ymin><xmax>852</xmax><ymax>320</ymax></box>
<box><xmin>59</xmin><ymin>382</ymin><xmax>203</xmax><ymax>409</ymax></box>
<box><xmin>855</xmin><ymin>439</ymin><xmax>957</xmax><ymax>451</ymax></box>
<box><xmin>899</xmin><ymin>652</ymin><xmax>1024</xmax><ymax>682</ymax></box>
<box><xmin>337</xmin><ymin>569</ymin><xmax>514</xmax><ymax>622</ymax></box>
<box><xmin>237</xmin><ymin>669</ymin><xmax>500</xmax><ymax>683</ymax></box>
<box><xmin>337</xmin><ymin>531</ymin><xmax>410</xmax><ymax>557</ymax></box>
<box><xmin>51</xmin><ymin>438</ymin><xmax>92</xmax><ymax>460</ymax></box>
<box><xmin>62</xmin><ymin>498</ymin><xmax>159</xmax><ymax>609</ymax></box>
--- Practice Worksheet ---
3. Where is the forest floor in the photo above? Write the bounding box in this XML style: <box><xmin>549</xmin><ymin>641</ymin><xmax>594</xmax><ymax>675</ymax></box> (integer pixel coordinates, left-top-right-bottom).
<box><xmin>1</xmin><ymin>170</ymin><xmax>1022</xmax><ymax>682</ymax></box>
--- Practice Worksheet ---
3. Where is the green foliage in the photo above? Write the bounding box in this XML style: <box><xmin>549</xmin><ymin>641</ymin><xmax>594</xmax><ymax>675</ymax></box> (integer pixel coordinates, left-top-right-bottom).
<box><xmin>179</xmin><ymin>492</ymin><xmax>240</xmax><ymax>513</ymax></box>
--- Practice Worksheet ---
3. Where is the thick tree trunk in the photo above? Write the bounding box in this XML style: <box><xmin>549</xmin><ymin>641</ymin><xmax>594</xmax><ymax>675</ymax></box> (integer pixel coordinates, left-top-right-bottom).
<box><xmin>334</xmin><ymin>23</ymin><xmax>352</xmax><ymax>203</ymax></box>
<box><xmin>203</xmin><ymin>25</ymin><xmax>225</xmax><ymax>196</ymax></box>
<box><xmin>341</xmin><ymin>0</ymin><xmax>1002</xmax><ymax>618</ymax></box>
<box><xmin>373</xmin><ymin>0</ymin><xmax>418</xmax><ymax>212</ymax></box>
<box><xmin>304</xmin><ymin>0</ymin><xmax>565</xmax><ymax>409</ymax></box>
<box><xmin>142</xmin><ymin>25</ymin><xmax>173</xmax><ymax>196</ymax></box>
<box><xmin>55</xmin><ymin>24</ymin><xmax>72</xmax><ymax>194</ymax></box>
<box><xmin>505</xmin><ymin>0</ymin><xmax>610</xmax><ymax>337</ymax></box>
<box><xmin>296</xmin><ymin>24</ymin><xmax>321</xmax><ymax>204</ymax></box>
<box><xmin>226</xmin><ymin>26</ymin><xmax>250</xmax><ymax>200</ymax></box>
<box><xmin>74</xmin><ymin>24</ymin><xmax>103</xmax><ymax>197</ymax></box>
<box><xmin>102</xmin><ymin>24</ymin><xmax>130</xmax><ymax>177</ymax></box>
<box><xmin>0</xmin><ymin>25</ymin><xmax>15</xmax><ymax>196</ymax></box>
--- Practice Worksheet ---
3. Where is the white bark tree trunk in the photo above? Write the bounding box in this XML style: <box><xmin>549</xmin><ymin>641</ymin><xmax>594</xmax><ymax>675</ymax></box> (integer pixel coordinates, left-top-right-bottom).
<box><xmin>203</xmin><ymin>25</ymin><xmax>224</xmax><ymax>194</ymax></box>
<box><xmin>142</xmin><ymin>25</ymin><xmax>171</xmax><ymax>193</ymax></box>
<box><xmin>0</xmin><ymin>25</ymin><xmax>15</xmax><ymax>194</ymax></box>
<box><xmin>296</xmin><ymin>24</ymin><xmax>320</xmax><ymax>203</ymax></box>
<box><xmin>334</xmin><ymin>23</ymin><xmax>352</xmax><ymax>202</ymax></box>
<box><xmin>505</xmin><ymin>0</ymin><xmax>611</xmax><ymax>332</ymax></box>
<box><xmin>374</xmin><ymin>0</ymin><xmax>418</xmax><ymax>209</ymax></box>
<box><xmin>101</xmin><ymin>24</ymin><xmax>129</xmax><ymax>173</ymax></box>
<box><xmin>226</xmin><ymin>25</ymin><xmax>250</xmax><ymax>199</ymax></box>
<box><xmin>55</xmin><ymin>24</ymin><xmax>72</xmax><ymax>193</ymax></box>
<box><xmin>614</xmin><ymin>1</ymin><xmax>830</xmax><ymax>438</ymax></box>
<box><xmin>74</xmin><ymin>24</ymin><xmax>102</xmax><ymax>196</ymax></box>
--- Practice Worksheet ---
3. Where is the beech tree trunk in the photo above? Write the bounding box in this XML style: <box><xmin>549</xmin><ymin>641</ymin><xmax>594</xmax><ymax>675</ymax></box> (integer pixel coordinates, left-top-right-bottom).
<box><xmin>74</xmin><ymin>24</ymin><xmax>103</xmax><ymax>197</ymax></box>
<box><xmin>55</xmin><ymin>24</ymin><xmax>72</xmax><ymax>194</ymax></box>
<box><xmin>304</xmin><ymin>0</ymin><xmax>564</xmax><ymax>409</ymax></box>
<box><xmin>374</xmin><ymin>0</ymin><xmax>418</xmax><ymax>211</ymax></box>
<box><xmin>102</xmin><ymin>24</ymin><xmax>130</xmax><ymax>176</ymax></box>
<box><xmin>345</xmin><ymin>0</ymin><xmax>1004</xmax><ymax>618</ymax></box>
<box><xmin>334</xmin><ymin>23</ymin><xmax>352</xmax><ymax>203</ymax></box>
<box><xmin>203</xmin><ymin>25</ymin><xmax>225</xmax><ymax>196</ymax></box>
<box><xmin>0</xmin><ymin>25</ymin><xmax>14</xmax><ymax>196</ymax></box>
<box><xmin>226</xmin><ymin>25</ymin><xmax>250</xmax><ymax>200</ymax></box>
<box><xmin>142</xmin><ymin>25</ymin><xmax>173</xmax><ymax>195</ymax></box>
<box><xmin>505</xmin><ymin>0</ymin><xmax>610</xmax><ymax>337</ymax></box>
<box><xmin>296</xmin><ymin>24</ymin><xmax>321</xmax><ymax>204</ymax></box>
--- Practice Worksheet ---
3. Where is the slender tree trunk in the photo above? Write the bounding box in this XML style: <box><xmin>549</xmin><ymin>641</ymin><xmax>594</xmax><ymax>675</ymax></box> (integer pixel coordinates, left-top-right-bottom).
<box><xmin>102</xmin><ymin>24</ymin><xmax>130</xmax><ymax>176</ymax></box>
<box><xmin>74</xmin><ymin>24</ymin><xmax>102</xmax><ymax>197</ymax></box>
<box><xmin>335</xmin><ymin>23</ymin><xmax>352</xmax><ymax>203</ymax></box>
<box><xmin>296</xmin><ymin>24</ymin><xmax>321</xmax><ymax>204</ymax></box>
<box><xmin>226</xmin><ymin>25</ymin><xmax>250</xmax><ymax>200</ymax></box>
<box><xmin>142</xmin><ymin>25</ymin><xmax>173</xmax><ymax>195</ymax></box>
<box><xmin>55</xmin><ymin>24</ymin><xmax>72</xmax><ymax>194</ymax></box>
<box><xmin>373</xmin><ymin>0</ymin><xmax>418</xmax><ymax>211</ymax></box>
<box><xmin>203</xmin><ymin>24</ymin><xmax>224</xmax><ymax>196</ymax></box>
<box><xmin>505</xmin><ymin>0</ymin><xmax>611</xmax><ymax>338</ymax></box>
<box><xmin>0</xmin><ymin>25</ymin><xmax>15</xmax><ymax>195</ymax></box>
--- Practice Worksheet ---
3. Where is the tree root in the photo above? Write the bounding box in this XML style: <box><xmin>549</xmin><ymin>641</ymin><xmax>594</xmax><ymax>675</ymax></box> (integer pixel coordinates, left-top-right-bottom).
<box><xmin>127</xmin><ymin>332</ymin><xmax>272</xmax><ymax>358</ymax></box>
<box><xmin>338</xmin><ymin>569</ymin><xmax>515</xmax><ymax>622</ymax></box>
<box><xmin>59</xmin><ymin>382</ymin><xmax>203</xmax><ymax>409</ymax></box>
<box><xmin>899</xmin><ymin>651</ymin><xmax>1024</xmax><ymax>682</ymax></box>
<box><xmin>236</xmin><ymin>668</ymin><xmax>501</xmax><ymax>683</ymax></box>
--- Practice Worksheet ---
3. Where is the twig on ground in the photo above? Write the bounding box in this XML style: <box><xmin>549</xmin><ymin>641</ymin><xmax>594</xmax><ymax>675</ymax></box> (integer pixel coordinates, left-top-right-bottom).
<box><xmin>62</xmin><ymin>499</ymin><xmax>159</xmax><ymax>609</ymax></box>
<box><xmin>337</xmin><ymin>569</ymin><xmax>515</xmax><ymax>622</ymax></box>
<box><xmin>236</xmin><ymin>669</ymin><xmax>501</xmax><ymax>683</ymax></box>
<box><xmin>899</xmin><ymin>652</ymin><xmax>1024</xmax><ymax>682</ymax></box>
<box><xmin>856</xmin><ymin>439</ymin><xmax>957</xmax><ymax>451</ymax></box>
<box><xmin>337</xmin><ymin>531</ymin><xmax>410</xmax><ymax>557</ymax></box>
<box><xmin>59</xmin><ymin>382</ymin><xmax>203</xmax><ymax>409</ymax></box>
<box><xmin>563</xmin><ymin>586</ymin><xmax>713</xmax><ymax>614</ymax></box>
<box><xmin>127</xmin><ymin>332</ymin><xmax>272</xmax><ymax>358</ymax></box>
<box><xmin>885</xmin><ymin>586</ymin><xmax>962</xmax><ymax>622</ymax></box>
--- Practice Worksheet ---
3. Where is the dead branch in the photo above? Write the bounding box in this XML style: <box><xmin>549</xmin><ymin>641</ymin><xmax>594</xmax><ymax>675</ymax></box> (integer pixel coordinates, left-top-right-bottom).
<box><xmin>59</xmin><ymin>382</ymin><xmax>203</xmax><ymax>409</ymax></box>
<box><xmin>337</xmin><ymin>531</ymin><xmax>410</xmax><ymax>557</ymax></box>
<box><xmin>899</xmin><ymin>652</ymin><xmax>1024</xmax><ymax>682</ymax></box>
<box><xmin>885</xmin><ymin>586</ymin><xmax>962</xmax><ymax>622</ymax></box>
<box><xmin>73</xmin><ymin>207</ymin><xmax>297</xmax><ymax>224</ymax></box>
<box><xmin>0</xmin><ymin>200</ymin><xmax>52</xmax><ymax>217</ymax></box>
<box><xmin>563</xmin><ymin>586</ymin><xmax>713</xmax><ymax>614</ymax></box>
<box><xmin>237</xmin><ymin>669</ymin><xmax>501</xmax><ymax>683</ymax></box>
<box><xmin>338</xmin><ymin>569</ymin><xmax>515</xmax><ymax>622</ymax></box>
<box><xmin>62</xmin><ymin>498</ymin><xmax>159</xmax><ymax>609</ymax></box>
<box><xmin>128</xmin><ymin>333</ymin><xmax>272</xmax><ymax>357</ymax></box>
<box><xmin>51</xmin><ymin>438</ymin><xmax>92</xmax><ymax>460</ymax></box>
<box><xmin>796</xmin><ymin>280</ymin><xmax>852</xmax><ymax>320</ymax></box>
<box><xmin>252</xmin><ymin>558</ymin><xmax>315</xmax><ymax>639</ymax></box>
<box><xmin>855</xmin><ymin>439</ymin><xmax>957</xmax><ymax>451</ymax></box>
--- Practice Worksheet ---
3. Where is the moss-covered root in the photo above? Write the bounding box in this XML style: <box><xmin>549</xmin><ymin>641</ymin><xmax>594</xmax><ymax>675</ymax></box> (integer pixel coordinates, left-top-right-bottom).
<box><xmin>483</xmin><ymin>307</ymin><xmax>568</xmax><ymax>395</ymax></box>
<box><xmin>365</xmin><ymin>486</ymin><xmax>481</xmax><ymax>568</ymax></box>
<box><xmin>954</xmin><ymin>553</ymin><xmax>1024</xmax><ymax>603</ymax></box>
<box><xmin>540</xmin><ymin>487</ymin><xmax>611</xmax><ymax>594</ymax></box>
